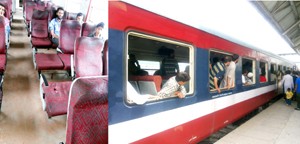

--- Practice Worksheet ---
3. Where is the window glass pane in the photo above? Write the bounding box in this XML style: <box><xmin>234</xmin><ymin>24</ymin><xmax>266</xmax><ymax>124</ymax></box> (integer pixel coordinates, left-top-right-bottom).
<box><xmin>270</xmin><ymin>64</ymin><xmax>276</xmax><ymax>81</ymax></box>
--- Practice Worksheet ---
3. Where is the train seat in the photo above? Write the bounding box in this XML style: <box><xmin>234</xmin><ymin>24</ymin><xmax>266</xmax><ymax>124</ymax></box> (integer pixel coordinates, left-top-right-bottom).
<box><xmin>128</xmin><ymin>76</ymin><xmax>162</xmax><ymax>95</ymax></box>
<box><xmin>103</xmin><ymin>40</ymin><xmax>108</xmax><ymax>75</ymax></box>
<box><xmin>36</xmin><ymin>1</ymin><xmax>46</xmax><ymax>11</ymax></box>
<box><xmin>43</xmin><ymin>81</ymin><xmax>72</xmax><ymax>117</ymax></box>
<box><xmin>66</xmin><ymin>12</ymin><xmax>78</xmax><ymax>20</ymax></box>
<box><xmin>24</xmin><ymin>1</ymin><xmax>36</xmax><ymax>34</ymax></box>
<box><xmin>64</xmin><ymin>76</ymin><xmax>108</xmax><ymax>144</ymax></box>
<box><xmin>0</xmin><ymin>17</ymin><xmax>7</xmax><ymax>73</ymax></box>
<box><xmin>30</xmin><ymin>10</ymin><xmax>52</xmax><ymax>47</ymax></box>
<box><xmin>81</xmin><ymin>22</ymin><xmax>96</xmax><ymax>37</ymax></box>
<box><xmin>40</xmin><ymin>37</ymin><xmax>104</xmax><ymax>118</ymax></box>
<box><xmin>57</xmin><ymin>20</ymin><xmax>82</xmax><ymax>70</ymax></box>
<box><xmin>35</xmin><ymin>54</ymin><xmax>64</xmax><ymax>70</ymax></box>
<box><xmin>34</xmin><ymin>20</ymin><xmax>81</xmax><ymax>73</ymax></box>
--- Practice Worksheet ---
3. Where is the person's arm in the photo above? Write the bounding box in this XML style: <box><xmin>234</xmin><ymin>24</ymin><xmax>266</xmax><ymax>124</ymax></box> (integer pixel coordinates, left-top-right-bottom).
<box><xmin>214</xmin><ymin>77</ymin><xmax>221</xmax><ymax>93</ymax></box>
<box><xmin>176</xmin><ymin>85</ymin><xmax>187</xmax><ymax>98</ymax></box>
<box><xmin>49</xmin><ymin>20</ymin><xmax>59</xmax><ymax>38</ymax></box>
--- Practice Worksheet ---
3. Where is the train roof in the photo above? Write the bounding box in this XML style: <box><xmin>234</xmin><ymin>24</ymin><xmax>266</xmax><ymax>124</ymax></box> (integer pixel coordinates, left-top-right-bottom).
<box><xmin>121</xmin><ymin>1</ymin><xmax>295</xmax><ymax>65</ymax></box>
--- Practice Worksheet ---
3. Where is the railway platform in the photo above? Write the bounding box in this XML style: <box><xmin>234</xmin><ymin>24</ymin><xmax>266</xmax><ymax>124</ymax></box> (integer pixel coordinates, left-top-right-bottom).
<box><xmin>215</xmin><ymin>98</ymin><xmax>300</xmax><ymax>144</ymax></box>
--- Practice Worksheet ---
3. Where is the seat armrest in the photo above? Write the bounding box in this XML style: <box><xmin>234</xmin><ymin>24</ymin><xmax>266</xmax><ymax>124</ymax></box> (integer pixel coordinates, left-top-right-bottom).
<box><xmin>40</xmin><ymin>73</ymin><xmax>48</xmax><ymax>86</ymax></box>
<box><xmin>56</xmin><ymin>48</ymin><xmax>63</xmax><ymax>54</ymax></box>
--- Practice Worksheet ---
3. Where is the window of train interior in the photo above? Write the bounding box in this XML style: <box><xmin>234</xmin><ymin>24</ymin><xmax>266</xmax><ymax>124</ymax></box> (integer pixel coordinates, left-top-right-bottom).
<box><xmin>126</xmin><ymin>32</ymin><xmax>194</xmax><ymax>105</ymax></box>
<box><xmin>242</xmin><ymin>58</ymin><xmax>256</xmax><ymax>86</ymax></box>
<box><xmin>209</xmin><ymin>50</ymin><xmax>235</xmax><ymax>93</ymax></box>
<box><xmin>270</xmin><ymin>63</ymin><xmax>277</xmax><ymax>82</ymax></box>
<box><xmin>259</xmin><ymin>61</ymin><xmax>268</xmax><ymax>83</ymax></box>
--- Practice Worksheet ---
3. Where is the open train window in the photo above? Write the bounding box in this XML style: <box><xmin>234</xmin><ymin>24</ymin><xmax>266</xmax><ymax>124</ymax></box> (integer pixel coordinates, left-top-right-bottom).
<box><xmin>242</xmin><ymin>58</ymin><xmax>256</xmax><ymax>86</ymax></box>
<box><xmin>126</xmin><ymin>32</ymin><xmax>194</xmax><ymax>104</ymax></box>
<box><xmin>270</xmin><ymin>63</ymin><xmax>277</xmax><ymax>82</ymax></box>
<box><xmin>278</xmin><ymin>65</ymin><xmax>282</xmax><ymax>71</ymax></box>
<box><xmin>259</xmin><ymin>61</ymin><xmax>268</xmax><ymax>83</ymax></box>
<box><xmin>209</xmin><ymin>51</ymin><xmax>235</xmax><ymax>93</ymax></box>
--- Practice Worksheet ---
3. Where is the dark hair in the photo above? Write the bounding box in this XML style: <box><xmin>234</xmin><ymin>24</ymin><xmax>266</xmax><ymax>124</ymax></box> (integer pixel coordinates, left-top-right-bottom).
<box><xmin>76</xmin><ymin>12</ymin><xmax>83</xmax><ymax>17</ymax></box>
<box><xmin>56</xmin><ymin>7</ymin><xmax>64</xmax><ymax>13</ymax></box>
<box><xmin>96</xmin><ymin>22</ymin><xmax>104</xmax><ymax>28</ymax></box>
<box><xmin>223</xmin><ymin>56</ymin><xmax>232</xmax><ymax>63</ymax></box>
<box><xmin>243</xmin><ymin>69</ymin><xmax>248</xmax><ymax>74</ymax></box>
<box><xmin>0</xmin><ymin>3</ymin><xmax>5</xmax><ymax>8</ymax></box>
<box><xmin>232</xmin><ymin>54</ymin><xmax>239</xmax><ymax>61</ymax></box>
<box><xmin>286</xmin><ymin>70</ymin><xmax>291</xmax><ymax>74</ymax></box>
<box><xmin>175</xmin><ymin>72</ymin><xmax>190</xmax><ymax>82</ymax></box>
<box><xmin>287</xmin><ymin>88</ymin><xmax>291</xmax><ymax>91</ymax></box>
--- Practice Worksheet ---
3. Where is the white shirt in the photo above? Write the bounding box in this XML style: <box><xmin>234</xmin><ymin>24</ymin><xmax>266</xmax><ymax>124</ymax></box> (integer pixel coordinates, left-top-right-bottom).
<box><xmin>280</xmin><ymin>74</ymin><xmax>294</xmax><ymax>93</ymax></box>
<box><xmin>220</xmin><ymin>61</ymin><xmax>236</xmax><ymax>88</ymax></box>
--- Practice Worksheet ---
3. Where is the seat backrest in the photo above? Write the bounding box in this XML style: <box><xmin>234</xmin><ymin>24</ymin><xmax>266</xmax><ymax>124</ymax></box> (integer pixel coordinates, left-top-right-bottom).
<box><xmin>81</xmin><ymin>22</ymin><xmax>96</xmax><ymax>37</ymax></box>
<box><xmin>74</xmin><ymin>37</ymin><xmax>104</xmax><ymax>77</ymax></box>
<box><xmin>31</xmin><ymin>9</ymin><xmax>49</xmax><ymax>38</ymax></box>
<box><xmin>103</xmin><ymin>40</ymin><xmax>108</xmax><ymax>75</ymax></box>
<box><xmin>36</xmin><ymin>1</ymin><xmax>45</xmax><ymax>11</ymax></box>
<box><xmin>25</xmin><ymin>1</ymin><xmax>36</xmax><ymax>22</ymax></box>
<box><xmin>128</xmin><ymin>76</ymin><xmax>162</xmax><ymax>95</ymax></box>
<box><xmin>59</xmin><ymin>20</ymin><xmax>81</xmax><ymax>54</ymax></box>
<box><xmin>0</xmin><ymin>17</ymin><xmax>6</xmax><ymax>54</ymax></box>
<box><xmin>67</xmin><ymin>12</ymin><xmax>78</xmax><ymax>20</ymax></box>
<box><xmin>66</xmin><ymin>76</ymin><xmax>108</xmax><ymax>144</ymax></box>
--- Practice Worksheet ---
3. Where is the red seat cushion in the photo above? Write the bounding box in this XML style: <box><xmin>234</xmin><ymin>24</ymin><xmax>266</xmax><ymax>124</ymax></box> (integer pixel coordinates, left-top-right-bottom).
<box><xmin>43</xmin><ymin>81</ymin><xmax>72</xmax><ymax>117</ymax></box>
<box><xmin>0</xmin><ymin>55</ymin><xmax>6</xmax><ymax>72</ymax></box>
<box><xmin>35</xmin><ymin>54</ymin><xmax>64</xmax><ymax>70</ymax></box>
<box><xmin>58</xmin><ymin>54</ymin><xmax>71</xmax><ymax>70</ymax></box>
<box><xmin>31</xmin><ymin>37</ymin><xmax>52</xmax><ymax>48</ymax></box>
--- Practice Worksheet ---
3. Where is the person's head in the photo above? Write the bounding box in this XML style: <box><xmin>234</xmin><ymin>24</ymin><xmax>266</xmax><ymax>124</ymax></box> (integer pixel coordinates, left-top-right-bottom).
<box><xmin>287</xmin><ymin>88</ymin><xmax>291</xmax><ymax>92</ymax></box>
<box><xmin>175</xmin><ymin>72</ymin><xmax>190</xmax><ymax>85</ymax></box>
<box><xmin>212</xmin><ymin>57</ymin><xmax>219</xmax><ymax>64</ymax></box>
<box><xmin>243</xmin><ymin>69</ymin><xmax>248</xmax><ymax>75</ymax></box>
<box><xmin>286</xmin><ymin>70</ymin><xmax>291</xmax><ymax>75</ymax></box>
<box><xmin>168</xmin><ymin>49</ymin><xmax>175</xmax><ymax>58</ymax></box>
<box><xmin>232</xmin><ymin>54</ymin><xmax>239</xmax><ymax>63</ymax></box>
<box><xmin>0</xmin><ymin>3</ymin><xmax>5</xmax><ymax>17</ymax></box>
<box><xmin>56</xmin><ymin>7</ymin><xmax>64</xmax><ymax>20</ymax></box>
<box><xmin>247</xmin><ymin>72</ymin><xmax>253</xmax><ymax>78</ymax></box>
<box><xmin>223</xmin><ymin>56</ymin><xmax>232</xmax><ymax>66</ymax></box>
<box><xmin>95</xmin><ymin>22</ymin><xmax>104</xmax><ymax>36</ymax></box>
<box><xmin>76</xmin><ymin>12</ymin><xmax>83</xmax><ymax>23</ymax></box>
<box><xmin>129</xmin><ymin>54</ymin><xmax>136</xmax><ymax>60</ymax></box>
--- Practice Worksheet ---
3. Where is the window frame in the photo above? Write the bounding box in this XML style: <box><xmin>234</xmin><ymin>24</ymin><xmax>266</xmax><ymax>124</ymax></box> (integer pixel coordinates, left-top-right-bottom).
<box><xmin>241</xmin><ymin>57</ymin><xmax>256</xmax><ymax>86</ymax></box>
<box><xmin>209</xmin><ymin>49</ymin><xmax>235</xmax><ymax>93</ymax></box>
<box><xmin>125</xmin><ymin>31</ymin><xmax>195</xmax><ymax>104</ymax></box>
<box><xmin>259</xmin><ymin>61</ymin><xmax>268</xmax><ymax>83</ymax></box>
<box><xmin>270</xmin><ymin>63</ymin><xmax>277</xmax><ymax>82</ymax></box>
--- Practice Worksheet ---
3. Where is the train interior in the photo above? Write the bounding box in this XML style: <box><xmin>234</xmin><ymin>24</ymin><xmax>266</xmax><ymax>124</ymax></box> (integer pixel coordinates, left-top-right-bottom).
<box><xmin>126</xmin><ymin>32</ymin><xmax>194</xmax><ymax>103</ymax></box>
<box><xmin>0</xmin><ymin>0</ymin><xmax>108</xmax><ymax>143</ymax></box>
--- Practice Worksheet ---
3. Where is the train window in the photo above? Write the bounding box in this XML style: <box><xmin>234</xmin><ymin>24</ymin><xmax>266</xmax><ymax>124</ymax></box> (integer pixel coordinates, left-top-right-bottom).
<box><xmin>209</xmin><ymin>51</ymin><xmax>235</xmax><ymax>92</ymax></box>
<box><xmin>259</xmin><ymin>61</ymin><xmax>268</xmax><ymax>83</ymax></box>
<box><xmin>278</xmin><ymin>65</ymin><xmax>282</xmax><ymax>72</ymax></box>
<box><xmin>270</xmin><ymin>63</ymin><xmax>277</xmax><ymax>82</ymax></box>
<box><xmin>126</xmin><ymin>32</ymin><xmax>194</xmax><ymax>104</ymax></box>
<box><xmin>242</xmin><ymin>58</ymin><xmax>256</xmax><ymax>86</ymax></box>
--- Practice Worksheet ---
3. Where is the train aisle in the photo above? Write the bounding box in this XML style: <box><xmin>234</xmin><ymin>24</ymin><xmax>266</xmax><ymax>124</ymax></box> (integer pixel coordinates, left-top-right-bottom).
<box><xmin>215</xmin><ymin>98</ymin><xmax>300</xmax><ymax>144</ymax></box>
<box><xmin>0</xmin><ymin>8</ymin><xmax>66</xmax><ymax>143</ymax></box>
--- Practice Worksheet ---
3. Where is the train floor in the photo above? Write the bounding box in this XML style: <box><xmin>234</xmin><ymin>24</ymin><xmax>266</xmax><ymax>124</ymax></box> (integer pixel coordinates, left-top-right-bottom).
<box><xmin>0</xmin><ymin>8</ymin><xmax>66</xmax><ymax>143</ymax></box>
<box><xmin>215</xmin><ymin>98</ymin><xmax>300</xmax><ymax>144</ymax></box>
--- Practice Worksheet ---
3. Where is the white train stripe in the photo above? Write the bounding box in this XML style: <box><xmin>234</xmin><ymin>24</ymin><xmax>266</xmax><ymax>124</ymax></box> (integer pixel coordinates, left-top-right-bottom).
<box><xmin>109</xmin><ymin>85</ymin><xmax>276</xmax><ymax>144</ymax></box>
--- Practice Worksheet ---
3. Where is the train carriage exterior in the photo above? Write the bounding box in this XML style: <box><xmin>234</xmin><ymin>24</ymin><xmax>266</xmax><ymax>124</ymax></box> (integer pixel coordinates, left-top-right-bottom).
<box><xmin>108</xmin><ymin>1</ymin><xmax>294</xmax><ymax>144</ymax></box>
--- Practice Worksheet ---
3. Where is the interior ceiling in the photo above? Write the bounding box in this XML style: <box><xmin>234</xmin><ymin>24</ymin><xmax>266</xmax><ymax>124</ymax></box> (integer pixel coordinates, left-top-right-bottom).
<box><xmin>252</xmin><ymin>1</ymin><xmax>300</xmax><ymax>55</ymax></box>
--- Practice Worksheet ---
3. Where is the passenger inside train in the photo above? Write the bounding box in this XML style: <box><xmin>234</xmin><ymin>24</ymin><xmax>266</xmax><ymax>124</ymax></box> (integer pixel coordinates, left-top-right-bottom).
<box><xmin>126</xmin><ymin>33</ymin><xmax>193</xmax><ymax>104</ymax></box>
<box><xmin>75</xmin><ymin>12</ymin><xmax>83</xmax><ymax>24</ymax></box>
<box><xmin>0</xmin><ymin>3</ymin><xmax>10</xmax><ymax>47</ymax></box>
